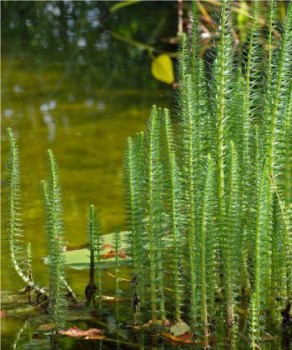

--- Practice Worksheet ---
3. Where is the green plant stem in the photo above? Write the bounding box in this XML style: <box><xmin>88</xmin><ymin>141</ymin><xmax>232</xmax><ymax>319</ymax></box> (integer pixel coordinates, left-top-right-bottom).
<box><xmin>7</xmin><ymin>128</ymin><xmax>48</xmax><ymax>298</ymax></box>
<box><xmin>86</xmin><ymin>204</ymin><xmax>98</xmax><ymax>307</ymax></box>
<box><xmin>147</xmin><ymin>107</ymin><xmax>158</xmax><ymax>322</ymax></box>
<box><xmin>200</xmin><ymin>155</ymin><xmax>215</xmax><ymax>346</ymax></box>
<box><xmin>163</xmin><ymin>109</ymin><xmax>182</xmax><ymax>321</ymax></box>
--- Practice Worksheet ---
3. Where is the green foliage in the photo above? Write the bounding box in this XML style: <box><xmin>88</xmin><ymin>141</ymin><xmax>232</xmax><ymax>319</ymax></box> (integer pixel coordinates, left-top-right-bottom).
<box><xmin>123</xmin><ymin>0</ymin><xmax>292</xmax><ymax>346</ymax></box>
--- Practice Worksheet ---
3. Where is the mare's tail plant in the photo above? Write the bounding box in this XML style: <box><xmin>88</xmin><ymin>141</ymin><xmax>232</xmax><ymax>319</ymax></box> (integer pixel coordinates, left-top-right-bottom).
<box><xmin>6</xmin><ymin>128</ymin><xmax>48</xmax><ymax>299</ymax></box>
<box><xmin>144</xmin><ymin>106</ymin><xmax>166</xmax><ymax>322</ymax></box>
<box><xmin>113</xmin><ymin>227</ymin><xmax>121</xmax><ymax>298</ymax></box>
<box><xmin>42</xmin><ymin>150</ymin><xmax>67</xmax><ymax>330</ymax></box>
<box><xmin>124</xmin><ymin>132</ymin><xmax>147</xmax><ymax>312</ymax></box>
<box><xmin>85</xmin><ymin>204</ymin><xmax>99</xmax><ymax>307</ymax></box>
<box><xmin>124</xmin><ymin>0</ymin><xmax>292</xmax><ymax>345</ymax></box>
<box><xmin>86</xmin><ymin>204</ymin><xmax>103</xmax><ymax>313</ymax></box>
<box><xmin>161</xmin><ymin>109</ymin><xmax>184</xmax><ymax>323</ymax></box>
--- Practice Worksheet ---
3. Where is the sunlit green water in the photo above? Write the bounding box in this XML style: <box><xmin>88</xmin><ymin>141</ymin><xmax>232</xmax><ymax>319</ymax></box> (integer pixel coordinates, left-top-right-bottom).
<box><xmin>1</xmin><ymin>56</ymin><xmax>172</xmax><ymax>285</ymax></box>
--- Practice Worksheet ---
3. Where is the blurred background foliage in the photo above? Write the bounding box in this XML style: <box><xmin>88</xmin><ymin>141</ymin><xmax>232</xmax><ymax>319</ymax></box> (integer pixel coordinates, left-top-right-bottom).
<box><xmin>2</xmin><ymin>0</ymin><xmax>181</xmax><ymax>91</ymax></box>
<box><xmin>2</xmin><ymin>0</ymin><xmax>289</xmax><ymax>90</ymax></box>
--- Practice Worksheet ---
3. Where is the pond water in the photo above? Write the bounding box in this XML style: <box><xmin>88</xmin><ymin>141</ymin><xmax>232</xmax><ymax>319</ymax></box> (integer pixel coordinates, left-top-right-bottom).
<box><xmin>1</xmin><ymin>2</ymin><xmax>176</xmax><ymax>348</ymax></box>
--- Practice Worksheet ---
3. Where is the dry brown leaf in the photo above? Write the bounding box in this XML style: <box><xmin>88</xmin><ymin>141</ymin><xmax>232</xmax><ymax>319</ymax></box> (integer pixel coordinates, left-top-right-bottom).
<box><xmin>84</xmin><ymin>334</ymin><xmax>105</xmax><ymax>340</ymax></box>
<box><xmin>160</xmin><ymin>332</ymin><xmax>194</xmax><ymax>344</ymax></box>
<box><xmin>59</xmin><ymin>326</ymin><xmax>105</xmax><ymax>339</ymax></box>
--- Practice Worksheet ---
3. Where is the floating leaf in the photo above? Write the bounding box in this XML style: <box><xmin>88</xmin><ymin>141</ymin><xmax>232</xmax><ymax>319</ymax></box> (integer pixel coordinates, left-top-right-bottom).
<box><xmin>45</xmin><ymin>229</ymin><xmax>172</xmax><ymax>270</ymax></box>
<box><xmin>59</xmin><ymin>326</ymin><xmax>105</xmax><ymax>339</ymax></box>
<box><xmin>151</xmin><ymin>54</ymin><xmax>174</xmax><ymax>84</ymax></box>
<box><xmin>62</xmin><ymin>249</ymin><xmax>91</xmax><ymax>269</ymax></box>
<box><xmin>62</xmin><ymin>248</ymin><xmax>130</xmax><ymax>270</ymax></box>
<box><xmin>44</xmin><ymin>232</ymin><xmax>131</xmax><ymax>270</ymax></box>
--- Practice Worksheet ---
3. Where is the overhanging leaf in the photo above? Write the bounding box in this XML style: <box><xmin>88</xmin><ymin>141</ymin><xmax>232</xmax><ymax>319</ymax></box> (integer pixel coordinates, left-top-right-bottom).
<box><xmin>151</xmin><ymin>54</ymin><xmax>174</xmax><ymax>84</ymax></box>
<box><xmin>109</xmin><ymin>0</ymin><xmax>142</xmax><ymax>14</ymax></box>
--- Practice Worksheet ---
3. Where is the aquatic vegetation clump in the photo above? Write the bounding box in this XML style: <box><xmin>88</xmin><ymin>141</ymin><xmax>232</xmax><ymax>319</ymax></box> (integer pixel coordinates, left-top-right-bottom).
<box><xmin>123</xmin><ymin>0</ymin><xmax>292</xmax><ymax>346</ymax></box>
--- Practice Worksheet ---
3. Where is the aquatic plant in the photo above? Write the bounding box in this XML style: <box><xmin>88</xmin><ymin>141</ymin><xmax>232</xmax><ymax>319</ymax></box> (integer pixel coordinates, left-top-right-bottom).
<box><xmin>161</xmin><ymin>108</ymin><xmax>184</xmax><ymax>323</ymax></box>
<box><xmin>5</xmin><ymin>128</ymin><xmax>48</xmax><ymax>299</ymax></box>
<box><xmin>123</xmin><ymin>0</ymin><xmax>292</xmax><ymax>346</ymax></box>
<box><xmin>41</xmin><ymin>150</ymin><xmax>67</xmax><ymax>330</ymax></box>
<box><xmin>113</xmin><ymin>227</ymin><xmax>121</xmax><ymax>298</ymax></box>
<box><xmin>124</xmin><ymin>132</ymin><xmax>147</xmax><ymax>308</ymax></box>
<box><xmin>86</xmin><ymin>204</ymin><xmax>103</xmax><ymax>312</ymax></box>
<box><xmin>85</xmin><ymin>204</ymin><xmax>98</xmax><ymax>307</ymax></box>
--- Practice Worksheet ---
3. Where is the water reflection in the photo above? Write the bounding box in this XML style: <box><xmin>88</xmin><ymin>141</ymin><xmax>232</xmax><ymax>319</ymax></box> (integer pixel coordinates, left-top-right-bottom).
<box><xmin>40</xmin><ymin>99</ymin><xmax>57</xmax><ymax>142</ymax></box>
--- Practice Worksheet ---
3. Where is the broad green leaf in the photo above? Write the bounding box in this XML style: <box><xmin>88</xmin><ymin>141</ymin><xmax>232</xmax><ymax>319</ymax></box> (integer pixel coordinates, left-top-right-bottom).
<box><xmin>44</xmin><ymin>232</ymin><xmax>131</xmax><ymax>270</ymax></box>
<box><xmin>151</xmin><ymin>54</ymin><xmax>174</xmax><ymax>85</ymax></box>
<box><xmin>63</xmin><ymin>248</ymin><xmax>131</xmax><ymax>270</ymax></box>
